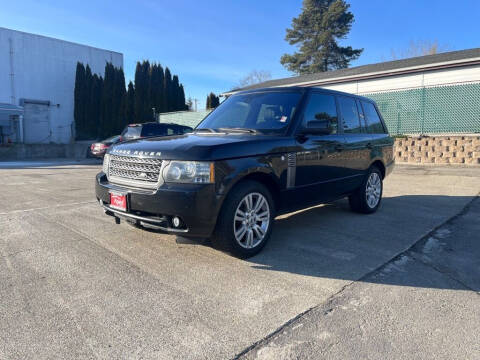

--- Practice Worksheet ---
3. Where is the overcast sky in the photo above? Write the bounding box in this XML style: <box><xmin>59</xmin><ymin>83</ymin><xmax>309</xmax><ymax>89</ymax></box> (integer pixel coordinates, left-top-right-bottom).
<box><xmin>1</xmin><ymin>0</ymin><xmax>479</xmax><ymax>109</ymax></box>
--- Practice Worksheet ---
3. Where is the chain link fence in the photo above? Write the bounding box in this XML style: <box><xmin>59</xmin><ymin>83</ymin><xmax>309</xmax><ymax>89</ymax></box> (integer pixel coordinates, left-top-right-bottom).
<box><xmin>364</xmin><ymin>82</ymin><xmax>480</xmax><ymax>135</ymax></box>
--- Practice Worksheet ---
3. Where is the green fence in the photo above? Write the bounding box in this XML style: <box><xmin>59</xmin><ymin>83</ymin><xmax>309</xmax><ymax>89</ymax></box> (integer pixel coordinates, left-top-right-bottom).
<box><xmin>364</xmin><ymin>83</ymin><xmax>480</xmax><ymax>135</ymax></box>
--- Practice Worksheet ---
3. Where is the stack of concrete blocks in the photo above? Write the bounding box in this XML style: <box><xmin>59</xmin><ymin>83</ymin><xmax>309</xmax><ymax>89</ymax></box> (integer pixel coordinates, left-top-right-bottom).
<box><xmin>394</xmin><ymin>136</ymin><xmax>480</xmax><ymax>165</ymax></box>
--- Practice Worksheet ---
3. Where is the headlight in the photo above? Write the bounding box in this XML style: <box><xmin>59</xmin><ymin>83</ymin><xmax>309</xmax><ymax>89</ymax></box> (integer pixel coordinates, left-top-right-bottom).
<box><xmin>103</xmin><ymin>154</ymin><xmax>110</xmax><ymax>174</ymax></box>
<box><xmin>162</xmin><ymin>161</ymin><xmax>214</xmax><ymax>184</ymax></box>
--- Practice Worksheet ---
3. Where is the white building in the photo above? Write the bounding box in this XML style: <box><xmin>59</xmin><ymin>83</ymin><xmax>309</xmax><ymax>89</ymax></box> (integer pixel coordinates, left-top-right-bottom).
<box><xmin>224</xmin><ymin>48</ymin><xmax>480</xmax><ymax>135</ymax></box>
<box><xmin>0</xmin><ymin>27</ymin><xmax>123</xmax><ymax>144</ymax></box>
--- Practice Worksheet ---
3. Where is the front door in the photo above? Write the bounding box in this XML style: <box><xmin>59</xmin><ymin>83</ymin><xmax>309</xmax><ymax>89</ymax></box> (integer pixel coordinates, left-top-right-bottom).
<box><xmin>291</xmin><ymin>92</ymin><xmax>348</xmax><ymax>207</ymax></box>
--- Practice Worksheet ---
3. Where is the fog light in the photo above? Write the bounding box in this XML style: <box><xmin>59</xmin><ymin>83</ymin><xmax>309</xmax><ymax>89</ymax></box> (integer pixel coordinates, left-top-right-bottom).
<box><xmin>172</xmin><ymin>216</ymin><xmax>181</xmax><ymax>228</ymax></box>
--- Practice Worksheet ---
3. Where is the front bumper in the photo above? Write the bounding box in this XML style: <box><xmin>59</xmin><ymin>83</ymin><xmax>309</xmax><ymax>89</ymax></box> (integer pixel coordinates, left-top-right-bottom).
<box><xmin>95</xmin><ymin>172</ymin><xmax>222</xmax><ymax>238</ymax></box>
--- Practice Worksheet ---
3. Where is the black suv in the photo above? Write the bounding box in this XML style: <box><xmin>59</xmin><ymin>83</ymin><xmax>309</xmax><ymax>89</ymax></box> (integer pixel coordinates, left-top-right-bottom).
<box><xmin>120</xmin><ymin>122</ymin><xmax>192</xmax><ymax>141</ymax></box>
<box><xmin>96</xmin><ymin>87</ymin><xmax>394</xmax><ymax>258</ymax></box>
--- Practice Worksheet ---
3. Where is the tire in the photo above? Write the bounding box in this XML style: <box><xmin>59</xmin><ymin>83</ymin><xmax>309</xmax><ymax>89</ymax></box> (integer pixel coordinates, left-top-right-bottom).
<box><xmin>211</xmin><ymin>180</ymin><xmax>275</xmax><ymax>258</ymax></box>
<box><xmin>349</xmin><ymin>166</ymin><xmax>383</xmax><ymax>214</ymax></box>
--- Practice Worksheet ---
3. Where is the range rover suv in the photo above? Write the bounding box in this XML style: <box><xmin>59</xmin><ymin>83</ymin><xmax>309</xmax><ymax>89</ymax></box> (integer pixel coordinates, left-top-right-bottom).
<box><xmin>96</xmin><ymin>87</ymin><xmax>394</xmax><ymax>258</ymax></box>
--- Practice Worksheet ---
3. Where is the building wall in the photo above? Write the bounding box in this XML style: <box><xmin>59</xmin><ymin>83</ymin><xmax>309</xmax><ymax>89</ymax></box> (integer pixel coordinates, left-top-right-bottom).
<box><xmin>0</xmin><ymin>27</ymin><xmax>123</xmax><ymax>144</ymax></box>
<box><xmin>395</xmin><ymin>135</ymin><xmax>480</xmax><ymax>165</ymax></box>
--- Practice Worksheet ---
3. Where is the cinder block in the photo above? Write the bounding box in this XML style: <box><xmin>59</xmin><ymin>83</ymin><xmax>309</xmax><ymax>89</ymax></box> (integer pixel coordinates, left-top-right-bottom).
<box><xmin>435</xmin><ymin>157</ymin><xmax>450</xmax><ymax>164</ymax></box>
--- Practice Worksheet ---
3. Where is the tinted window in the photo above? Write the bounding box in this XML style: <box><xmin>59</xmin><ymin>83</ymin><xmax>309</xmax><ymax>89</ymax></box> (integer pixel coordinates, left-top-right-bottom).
<box><xmin>198</xmin><ymin>91</ymin><xmax>302</xmax><ymax>134</ymax></box>
<box><xmin>338</xmin><ymin>96</ymin><xmax>361</xmax><ymax>134</ymax></box>
<box><xmin>302</xmin><ymin>93</ymin><xmax>338</xmax><ymax>134</ymax></box>
<box><xmin>141</xmin><ymin>124</ymin><xmax>167</xmax><ymax>137</ymax></box>
<box><xmin>362</xmin><ymin>101</ymin><xmax>386</xmax><ymax>134</ymax></box>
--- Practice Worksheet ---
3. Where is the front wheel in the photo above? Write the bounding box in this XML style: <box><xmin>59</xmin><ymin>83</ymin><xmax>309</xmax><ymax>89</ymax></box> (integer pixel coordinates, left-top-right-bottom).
<box><xmin>349</xmin><ymin>166</ymin><xmax>383</xmax><ymax>214</ymax></box>
<box><xmin>212</xmin><ymin>180</ymin><xmax>275</xmax><ymax>258</ymax></box>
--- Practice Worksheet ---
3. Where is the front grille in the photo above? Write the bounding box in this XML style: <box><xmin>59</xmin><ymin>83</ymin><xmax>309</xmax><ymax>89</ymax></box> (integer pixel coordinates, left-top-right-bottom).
<box><xmin>108</xmin><ymin>155</ymin><xmax>162</xmax><ymax>188</ymax></box>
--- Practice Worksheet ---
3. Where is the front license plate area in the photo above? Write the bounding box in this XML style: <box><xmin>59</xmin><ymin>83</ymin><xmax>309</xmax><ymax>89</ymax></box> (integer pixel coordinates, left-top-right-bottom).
<box><xmin>109</xmin><ymin>192</ymin><xmax>127</xmax><ymax>211</ymax></box>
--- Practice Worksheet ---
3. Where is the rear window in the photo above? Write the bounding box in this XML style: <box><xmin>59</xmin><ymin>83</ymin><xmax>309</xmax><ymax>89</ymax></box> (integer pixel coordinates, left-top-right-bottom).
<box><xmin>141</xmin><ymin>124</ymin><xmax>167</xmax><ymax>137</ymax></box>
<box><xmin>338</xmin><ymin>96</ymin><xmax>362</xmax><ymax>134</ymax></box>
<box><xmin>361</xmin><ymin>101</ymin><xmax>386</xmax><ymax>134</ymax></box>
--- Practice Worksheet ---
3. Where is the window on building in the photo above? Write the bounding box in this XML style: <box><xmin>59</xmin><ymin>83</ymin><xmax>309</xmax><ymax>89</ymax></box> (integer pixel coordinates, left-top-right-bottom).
<box><xmin>338</xmin><ymin>96</ymin><xmax>361</xmax><ymax>133</ymax></box>
<box><xmin>302</xmin><ymin>93</ymin><xmax>338</xmax><ymax>134</ymax></box>
<box><xmin>361</xmin><ymin>101</ymin><xmax>386</xmax><ymax>134</ymax></box>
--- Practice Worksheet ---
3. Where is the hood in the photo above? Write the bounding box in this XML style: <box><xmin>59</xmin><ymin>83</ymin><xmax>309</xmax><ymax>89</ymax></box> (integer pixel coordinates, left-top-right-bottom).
<box><xmin>107</xmin><ymin>133</ymin><xmax>294</xmax><ymax>161</ymax></box>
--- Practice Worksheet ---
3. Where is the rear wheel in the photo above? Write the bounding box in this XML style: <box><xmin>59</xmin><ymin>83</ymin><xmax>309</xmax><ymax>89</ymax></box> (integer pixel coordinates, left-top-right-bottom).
<box><xmin>349</xmin><ymin>166</ymin><xmax>383</xmax><ymax>214</ymax></box>
<box><xmin>212</xmin><ymin>180</ymin><xmax>275</xmax><ymax>258</ymax></box>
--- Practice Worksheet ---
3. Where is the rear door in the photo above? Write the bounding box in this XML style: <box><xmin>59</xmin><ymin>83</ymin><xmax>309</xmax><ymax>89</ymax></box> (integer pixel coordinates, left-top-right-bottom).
<box><xmin>337</xmin><ymin>96</ymin><xmax>372</xmax><ymax>189</ymax></box>
<box><xmin>360</xmin><ymin>99</ymin><xmax>393</xmax><ymax>163</ymax></box>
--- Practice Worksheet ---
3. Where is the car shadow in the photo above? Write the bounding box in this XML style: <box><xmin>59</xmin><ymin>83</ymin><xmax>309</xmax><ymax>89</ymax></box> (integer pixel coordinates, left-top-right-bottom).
<box><xmin>180</xmin><ymin>194</ymin><xmax>478</xmax><ymax>291</ymax></box>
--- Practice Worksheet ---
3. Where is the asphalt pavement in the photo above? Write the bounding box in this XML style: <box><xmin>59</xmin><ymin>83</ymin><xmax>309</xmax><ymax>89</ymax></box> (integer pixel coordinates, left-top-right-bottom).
<box><xmin>1</xmin><ymin>162</ymin><xmax>479</xmax><ymax>359</ymax></box>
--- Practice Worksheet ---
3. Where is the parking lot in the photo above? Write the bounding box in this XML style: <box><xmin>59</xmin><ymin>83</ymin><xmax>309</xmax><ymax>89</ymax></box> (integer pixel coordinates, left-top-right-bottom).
<box><xmin>1</xmin><ymin>162</ymin><xmax>479</xmax><ymax>359</ymax></box>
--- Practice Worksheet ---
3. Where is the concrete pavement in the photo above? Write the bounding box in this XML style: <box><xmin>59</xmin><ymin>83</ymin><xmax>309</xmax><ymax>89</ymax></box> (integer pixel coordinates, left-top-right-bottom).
<box><xmin>1</xmin><ymin>162</ymin><xmax>479</xmax><ymax>359</ymax></box>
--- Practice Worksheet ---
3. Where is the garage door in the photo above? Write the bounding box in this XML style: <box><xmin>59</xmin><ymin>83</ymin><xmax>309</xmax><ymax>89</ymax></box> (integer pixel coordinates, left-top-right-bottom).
<box><xmin>24</xmin><ymin>102</ymin><xmax>51</xmax><ymax>144</ymax></box>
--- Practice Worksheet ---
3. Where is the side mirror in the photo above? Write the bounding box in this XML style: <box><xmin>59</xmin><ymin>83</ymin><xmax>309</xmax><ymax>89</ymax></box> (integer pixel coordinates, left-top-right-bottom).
<box><xmin>302</xmin><ymin>119</ymin><xmax>333</xmax><ymax>135</ymax></box>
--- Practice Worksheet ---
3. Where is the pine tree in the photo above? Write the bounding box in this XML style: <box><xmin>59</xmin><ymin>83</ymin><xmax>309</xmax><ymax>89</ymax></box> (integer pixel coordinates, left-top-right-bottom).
<box><xmin>156</xmin><ymin>64</ymin><xmax>166</xmax><ymax>113</ymax></box>
<box><xmin>91</xmin><ymin>74</ymin><xmax>103</xmax><ymax>138</ymax></box>
<box><xmin>164</xmin><ymin>67</ymin><xmax>173</xmax><ymax>112</ymax></box>
<box><xmin>126</xmin><ymin>81</ymin><xmax>135</xmax><ymax>123</ymax></box>
<box><xmin>179</xmin><ymin>84</ymin><xmax>187</xmax><ymax>110</ymax></box>
<box><xmin>74</xmin><ymin>62</ymin><xmax>86</xmax><ymax>139</ymax></box>
<box><xmin>101</xmin><ymin>62</ymin><xmax>115</xmax><ymax>138</ymax></box>
<box><xmin>206</xmin><ymin>94</ymin><xmax>211</xmax><ymax>110</ymax></box>
<box><xmin>113</xmin><ymin>66</ymin><xmax>127</xmax><ymax>133</ymax></box>
<box><xmin>172</xmin><ymin>75</ymin><xmax>181</xmax><ymax>110</ymax></box>
<box><xmin>280</xmin><ymin>0</ymin><xmax>363</xmax><ymax>74</ymax></box>
<box><xmin>134</xmin><ymin>61</ymin><xmax>150</xmax><ymax>123</ymax></box>
<box><xmin>206</xmin><ymin>93</ymin><xmax>219</xmax><ymax>109</ymax></box>
<box><xmin>84</xmin><ymin>65</ymin><xmax>94</xmax><ymax>138</ymax></box>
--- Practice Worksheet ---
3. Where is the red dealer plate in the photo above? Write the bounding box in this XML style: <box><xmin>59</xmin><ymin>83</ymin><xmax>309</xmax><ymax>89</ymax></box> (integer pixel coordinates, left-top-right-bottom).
<box><xmin>109</xmin><ymin>192</ymin><xmax>127</xmax><ymax>211</ymax></box>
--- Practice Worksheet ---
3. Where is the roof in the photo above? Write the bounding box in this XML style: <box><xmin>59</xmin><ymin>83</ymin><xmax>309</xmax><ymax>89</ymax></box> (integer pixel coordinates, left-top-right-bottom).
<box><xmin>0</xmin><ymin>27</ymin><xmax>123</xmax><ymax>56</ymax></box>
<box><xmin>225</xmin><ymin>48</ymin><xmax>480</xmax><ymax>95</ymax></box>
<box><xmin>0</xmin><ymin>103</ymin><xmax>24</xmax><ymax>116</ymax></box>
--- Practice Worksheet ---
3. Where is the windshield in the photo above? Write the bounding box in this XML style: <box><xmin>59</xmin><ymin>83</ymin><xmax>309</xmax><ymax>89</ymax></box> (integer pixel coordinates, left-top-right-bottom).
<box><xmin>121</xmin><ymin>126</ymin><xmax>142</xmax><ymax>140</ymax></box>
<box><xmin>197</xmin><ymin>91</ymin><xmax>302</xmax><ymax>134</ymax></box>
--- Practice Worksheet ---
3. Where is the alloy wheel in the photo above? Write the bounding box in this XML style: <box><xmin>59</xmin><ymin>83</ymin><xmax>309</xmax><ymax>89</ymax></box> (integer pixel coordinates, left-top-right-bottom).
<box><xmin>233</xmin><ymin>192</ymin><xmax>270</xmax><ymax>249</ymax></box>
<box><xmin>366</xmin><ymin>172</ymin><xmax>382</xmax><ymax>208</ymax></box>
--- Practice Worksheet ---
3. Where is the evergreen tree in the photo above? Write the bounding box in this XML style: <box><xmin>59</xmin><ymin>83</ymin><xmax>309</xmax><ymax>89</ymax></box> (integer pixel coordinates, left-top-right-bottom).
<box><xmin>101</xmin><ymin>62</ymin><xmax>115</xmax><ymax>138</ymax></box>
<box><xmin>164</xmin><ymin>67</ymin><xmax>173</xmax><ymax>112</ymax></box>
<box><xmin>155</xmin><ymin>64</ymin><xmax>166</xmax><ymax>113</ymax></box>
<box><xmin>113</xmin><ymin>66</ymin><xmax>127</xmax><ymax>133</ymax></box>
<box><xmin>126</xmin><ymin>81</ymin><xmax>135</xmax><ymax>123</ymax></box>
<box><xmin>211</xmin><ymin>93</ymin><xmax>220</xmax><ymax>108</ymax></box>
<box><xmin>280</xmin><ymin>0</ymin><xmax>363</xmax><ymax>74</ymax></box>
<box><xmin>172</xmin><ymin>75</ymin><xmax>181</xmax><ymax>110</ymax></box>
<box><xmin>206</xmin><ymin>94</ymin><xmax>211</xmax><ymax>110</ymax></box>
<box><xmin>186</xmin><ymin>97</ymin><xmax>193</xmax><ymax>111</ymax></box>
<box><xmin>206</xmin><ymin>93</ymin><xmax>220</xmax><ymax>109</ymax></box>
<box><xmin>91</xmin><ymin>74</ymin><xmax>103</xmax><ymax>138</ymax></box>
<box><xmin>134</xmin><ymin>61</ymin><xmax>150</xmax><ymax>123</ymax></box>
<box><xmin>179</xmin><ymin>84</ymin><xmax>187</xmax><ymax>110</ymax></box>
<box><xmin>84</xmin><ymin>65</ymin><xmax>94</xmax><ymax>138</ymax></box>
<box><xmin>74</xmin><ymin>62</ymin><xmax>86</xmax><ymax>139</ymax></box>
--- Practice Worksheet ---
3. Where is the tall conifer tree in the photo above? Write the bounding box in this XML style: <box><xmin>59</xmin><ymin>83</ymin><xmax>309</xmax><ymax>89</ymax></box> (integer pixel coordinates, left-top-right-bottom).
<box><xmin>280</xmin><ymin>0</ymin><xmax>362</xmax><ymax>74</ymax></box>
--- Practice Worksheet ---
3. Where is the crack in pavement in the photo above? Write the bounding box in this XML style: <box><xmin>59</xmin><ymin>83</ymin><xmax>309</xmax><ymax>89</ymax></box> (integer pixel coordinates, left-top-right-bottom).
<box><xmin>233</xmin><ymin>193</ymin><xmax>480</xmax><ymax>359</ymax></box>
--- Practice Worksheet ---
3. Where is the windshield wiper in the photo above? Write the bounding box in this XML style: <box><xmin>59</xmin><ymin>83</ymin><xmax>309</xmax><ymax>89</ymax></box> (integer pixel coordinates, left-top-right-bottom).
<box><xmin>193</xmin><ymin>128</ymin><xmax>217</xmax><ymax>133</ymax></box>
<box><xmin>218</xmin><ymin>127</ymin><xmax>259</xmax><ymax>134</ymax></box>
